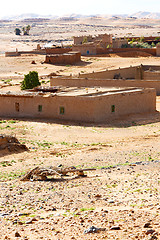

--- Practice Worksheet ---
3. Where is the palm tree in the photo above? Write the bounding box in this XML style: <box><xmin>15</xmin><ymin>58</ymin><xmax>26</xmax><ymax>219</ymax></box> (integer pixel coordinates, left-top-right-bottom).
<box><xmin>22</xmin><ymin>27</ymin><xmax>26</xmax><ymax>35</ymax></box>
<box><xmin>26</xmin><ymin>25</ymin><xmax>31</xmax><ymax>35</ymax></box>
<box><xmin>22</xmin><ymin>25</ymin><xmax>31</xmax><ymax>35</ymax></box>
<box><xmin>14</xmin><ymin>28</ymin><xmax>21</xmax><ymax>35</ymax></box>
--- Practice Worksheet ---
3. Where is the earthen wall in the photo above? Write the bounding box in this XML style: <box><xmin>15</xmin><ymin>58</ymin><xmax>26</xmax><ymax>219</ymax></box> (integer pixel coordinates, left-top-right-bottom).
<box><xmin>51</xmin><ymin>77</ymin><xmax>160</xmax><ymax>95</ymax></box>
<box><xmin>96</xmin><ymin>48</ymin><xmax>156</xmax><ymax>56</ymax></box>
<box><xmin>79</xmin><ymin>66</ymin><xmax>137</xmax><ymax>79</ymax></box>
<box><xmin>0</xmin><ymin>89</ymin><xmax>156</xmax><ymax>122</ymax></box>
<box><xmin>45</xmin><ymin>48</ymin><xmax>71</xmax><ymax>55</ymax></box>
<box><xmin>5</xmin><ymin>52</ymin><xmax>21</xmax><ymax>57</ymax></box>
<box><xmin>156</xmin><ymin>44</ymin><xmax>160</xmax><ymax>56</ymax></box>
<box><xmin>45</xmin><ymin>52</ymin><xmax>81</xmax><ymax>65</ymax></box>
<box><xmin>72</xmin><ymin>44</ymin><xmax>97</xmax><ymax>55</ymax></box>
<box><xmin>143</xmin><ymin>72</ymin><xmax>160</xmax><ymax>80</ymax></box>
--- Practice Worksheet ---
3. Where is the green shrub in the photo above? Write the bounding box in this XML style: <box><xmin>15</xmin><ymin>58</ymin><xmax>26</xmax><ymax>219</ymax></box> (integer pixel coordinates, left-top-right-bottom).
<box><xmin>121</xmin><ymin>43</ymin><xmax>129</xmax><ymax>48</ymax></box>
<box><xmin>21</xmin><ymin>71</ymin><xmax>41</xmax><ymax>90</ymax></box>
<box><xmin>151</xmin><ymin>42</ymin><xmax>156</xmax><ymax>47</ymax></box>
<box><xmin>82</xmin><ymin>37</ymin><xmax>88</xmax><ymax>44</ymax></box>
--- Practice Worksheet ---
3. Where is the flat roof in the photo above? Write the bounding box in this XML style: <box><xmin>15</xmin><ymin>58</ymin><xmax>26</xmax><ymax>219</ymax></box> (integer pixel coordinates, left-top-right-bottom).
<box><xmin>57</xmin><ymin>87</ymin><xmax>144</xmax><ymax>97</ymax></box>
<box><xmin>0</xmin><ymin>87</ymin><xmax>145</xmax><ymax>98</ymax></box>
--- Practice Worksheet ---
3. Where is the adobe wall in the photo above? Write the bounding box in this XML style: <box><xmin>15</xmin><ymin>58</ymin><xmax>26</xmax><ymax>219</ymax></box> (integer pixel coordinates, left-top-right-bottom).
<box><xmin>50</xmin><ymin>77</ymin><xmax>160</xmax><ymax>95</ymax></box>
<box><xmin>19</xmin><ymin>49</ymin><xmax>46</xmax><ymax>55</ymax></box>
<box><xmin>79</xmin><ymin>66</ymin><xmax>137</xmax><ymax>79</ymax></box>
<box><xmin>78</xmin><ymin>65</ymin><xmax>160</xmax><ymax>80</ymax></box>
<box><xmin>45</xmin><ymin>48</ymin><xmax>71</xmax><ymax>55</ymax></box>
<box><xmin>73</xmin><ymin>34</ymin><xmax>112</xmax><ymax>46</ymax></box>
<box><xmin>93</xmin><ymin>88</ymin><xmax>156</xmax><ymax>122</ymax></box>
<box><xmin>73</xmin><ymin>36</ymin><xmax>93</xmax><ymax>45</ymax></box>
<box><xmin>72</xmin><ymin>44</ymin><xmax>97</xmax><ymax>55</ymax></box>
<box><xmin>143</xmin><ymin>71</ymin><xmax>160</xmax><ymax>80</ymax></box>
<box><xmin>0</xmin><ymin>89</ymin><xmax>156</xmax><ymax>123</ymax></box>
<box><xmin>96</xmin><ymin>48</ymin><xmax>156</xmax><ymax>56</ymax></box>
<box><xmin>5</xmin><ymin>51</ymin><xmax>21</xmax><ymax>57</ymax></box>
<box><xmin>72</xmin><ymin>45</ymin><xmax>156</xmax><ymax>56</ymax></box>
<box><xmin>5</xmin><ymin>49</ymin><xmax>46</xmax><ymax>57</ymax></box>
<box><xmin>45</xmin><ymin>52</ymin><xmax>81</xmax><ymax>65</ymax></box>
<box><xmin>0</xmin><ymin>94</ymin><xmax>98</xmax><ymax>122</ymax></box>
<box><xmin>112</xmin><ymin>39</ymin><xmax>128</xmax><ymax>48</ymax></box>
<box><xmin>156</xmin><ymin>44</ymin><xmax>160</xmax><ymax>56</ymax></box>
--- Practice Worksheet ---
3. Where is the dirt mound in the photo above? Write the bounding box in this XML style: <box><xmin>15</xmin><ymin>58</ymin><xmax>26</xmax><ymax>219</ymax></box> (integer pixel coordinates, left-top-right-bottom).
<box><xmin>0</xmin><ymin>134</ymin><xmax>28</xmax><ymax>153</ymax></box>
<box><xmin>109</xmin><ymin>51</ymin><xmax>153</xmax><ymax>58</ymax></box>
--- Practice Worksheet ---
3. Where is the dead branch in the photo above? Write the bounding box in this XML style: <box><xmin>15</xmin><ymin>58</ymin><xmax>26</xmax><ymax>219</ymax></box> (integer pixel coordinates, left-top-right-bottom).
<box><xmin>20</xmin><ymin>166</ymin><xmax>96</xmax><ymax>181</ymax></box>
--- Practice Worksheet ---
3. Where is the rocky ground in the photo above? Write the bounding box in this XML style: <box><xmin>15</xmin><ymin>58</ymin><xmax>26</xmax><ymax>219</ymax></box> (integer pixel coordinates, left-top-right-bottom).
<box><xmin>0</xmin><ymin>110</ymin><xmax>160</xmax><ymax>240</ymax></box>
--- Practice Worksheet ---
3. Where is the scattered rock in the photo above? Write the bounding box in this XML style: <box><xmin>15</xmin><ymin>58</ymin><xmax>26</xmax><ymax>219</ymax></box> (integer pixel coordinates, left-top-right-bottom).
<box><xmin>95</xmin><ymin>194</ymin><xmax>101</xmax><ymax>198</ymax></box>
<box><xmin>144</xmin><ymin>222</ymin><xmax>152</xmax><ymax>228</ymax></box>
<box><xmin>149</xmin><ymin>235</ymin><xmax>158</xmax><ymax>240</ymax></box>
<box><xmin>108</xmin><ymin>200</ymin><xmax>115</xmax><ymax>203</ymax></box>
<box><xmin>15</xmin><ymin>232</ymin><xmax>21</xmax><ymax>237</ymax></box>
<box><xmin>0</xmin><ymin>134</ymin><xmax>28</xmax><ymax>153</ymax></box>
<box><xmin>84</xmin><ymin>226</ymin><xmax>106</xmax><ymax>234</ymax></box>
<box><xmin>110</xmin><ymin>226</ymin><xmax>121</xmax><ymax>230</ymax></box>
<box><xmin>13</xmin><ymin>219</ymin><xmax>23</xmax><ymax>225</ymax></box>
<box><xmin>26</xmin><ymin>217</ymin><xmax>38</xmax><ymax>224</ymax></box>
<box><xmin>146</xmin><ymin>229</ymin><xmax>155</xmax><ymax>235</ymax></box>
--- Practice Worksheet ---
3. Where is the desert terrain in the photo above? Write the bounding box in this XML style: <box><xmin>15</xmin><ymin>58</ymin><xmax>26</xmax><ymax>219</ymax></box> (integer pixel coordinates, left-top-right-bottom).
<box><xmin>0</xmin><ymin>17</ymin><xmax>160</xmax><ymax>240</ymax></box>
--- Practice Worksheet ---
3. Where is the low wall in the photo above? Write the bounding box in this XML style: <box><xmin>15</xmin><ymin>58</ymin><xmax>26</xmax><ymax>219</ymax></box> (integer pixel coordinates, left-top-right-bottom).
<box><xmin>0</xmin><ymin>89</ymin><xmax>156</xmax><ymax>123</ymax></box>
<box><xmin>19</xmin><ymin>49</ymin><xmax>46</xmax><ymax>55</ymax></box>
<box><xmin>5</xmin><ymin>49</ymin><xmax>46</xmax><ymax>57</ymax></box>
<box><xmin>78</xmin><ymin>65</ymin><xmax>160</xmax><ymax>80</ymax></box>
<box><xmin>79</xmin><ymin>66</ymin><xmax>137</xmax><ymax>79</ymax></box>
<box><xmin>72</xmin><ymin>46</ymin><xmax>156</xmax><ymax>56</ymax></box>
<box><xmin>5</xmin><ymin>51</ymin><xmax>20</xmax><ymax>57</ymax></box>
<box><xmin>50</xmin><ymin>77</ymin><xmax>160</xmax><ymax>95</ymax></box>
<box><xmin>96</xmin><ymin>48</ymin><xmax>156</xmax><ymax>56</ymax></box>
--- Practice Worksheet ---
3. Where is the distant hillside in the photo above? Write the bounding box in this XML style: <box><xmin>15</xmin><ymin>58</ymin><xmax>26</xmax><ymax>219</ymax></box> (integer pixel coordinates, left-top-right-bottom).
<box><xmin>129</xmin><ymin>11</ymin><xmax>160</xmax><ymax>19</ymax></box>
<box><xmin>1</xmin><ymin>11</ymin><xmax>160</xmax><ymax>20</ymax></box>
<box><xmin>2</xmin><ymin>13</ymin><xmax>57</xmax><ymax>20</ymax></box>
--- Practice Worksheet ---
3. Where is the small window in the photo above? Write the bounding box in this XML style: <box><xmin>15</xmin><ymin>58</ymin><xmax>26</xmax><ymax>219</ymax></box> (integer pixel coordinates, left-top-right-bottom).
<box><xmin>15</xmin><ymin>103</ymin><xmax>19</xmax><ymax>112</ymax></box>
<box><xmin>111</xmin><ymin>105</ymin><xmax>115</xmax><ymax>113</ymax></box>
<box><xmin>87</xmin><ymin>50</ymin><xmax>90</xmax><ymax>55</ymax></box>
<box><xmin>38</xmin><ymin>105</ymin><xmax>42</xmax><ymax>112</ymax></box>
<box><xmin>59</xmin><ymin>106</ymin><xmax>65</xmax><ymax>115</ymax></box>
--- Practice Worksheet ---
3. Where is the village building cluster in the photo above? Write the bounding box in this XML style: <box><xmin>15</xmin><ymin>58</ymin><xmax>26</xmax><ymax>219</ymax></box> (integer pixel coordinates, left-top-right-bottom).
<box><xmin>72</xmin><ymin>34</ymin><xmax>128</xmax><ymax>55</ymax></box>
<box><xmin>2</xmin><ymin>33</ymin><xmax>160</xmax><ymax>123</ymax></box>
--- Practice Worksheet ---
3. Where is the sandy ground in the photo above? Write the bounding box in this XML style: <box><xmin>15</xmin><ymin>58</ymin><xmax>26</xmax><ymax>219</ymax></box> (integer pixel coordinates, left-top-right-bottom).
<box><xmin>0</xmin><ymin>18</ymin><xmax>160</xmax><ymax>240</ymax></box>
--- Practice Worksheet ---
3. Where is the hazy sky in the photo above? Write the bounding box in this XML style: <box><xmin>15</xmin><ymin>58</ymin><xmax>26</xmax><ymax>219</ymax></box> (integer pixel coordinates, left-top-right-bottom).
<box><xmin>1</xmin><ymin>0</ymin><xmax>160</xmax><ymax>17</ymax></box>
